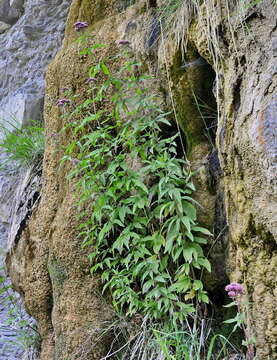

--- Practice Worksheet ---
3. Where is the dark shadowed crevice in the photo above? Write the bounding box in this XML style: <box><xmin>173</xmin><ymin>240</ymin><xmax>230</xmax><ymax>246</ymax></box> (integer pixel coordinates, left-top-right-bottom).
<box><xmin>233</xmin><ymin>77</ymin><xmax>242</xmax><ymax>112</ymax></box>
<box><xmin>148</xmin><ymin>0</ymin><xmax>157</xmax><ymax>7</ymax></box>
<box><xmin>170</xmin><ymin>46</ymin><xmax>217</xmax><ymax>154</ymax></box>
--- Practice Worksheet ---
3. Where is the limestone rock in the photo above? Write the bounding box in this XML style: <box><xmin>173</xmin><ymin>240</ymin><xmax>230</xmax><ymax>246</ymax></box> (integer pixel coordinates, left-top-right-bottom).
<box><xmin>9</xmin><ymin>0</ymin><xmax>24</xmax><ymax>9</ymax></box>
<box><xmin>0</xmin><ymin>21</ymin><xmax>11</xmax><ymax>33</ymax></box>
<box><xmin>0</xmin><ymin>0</ymin><xmax>71</xmax><ymax>128</ymax></box>
<box><xmin>0</xmin><ymin>0</ymin><xmax>71</xmax><ymax>358</ymax></box>
<box><xmin>190</xmin><ymin>0</ymin><xmax>277</xmax><ymax>357</ymax></box>
<box><xmin>0</xmin><ymin>0</ymin><xmax>21</xmax><ymax>25</ymax></box>
<box><xmin>5</xmin><ymin>0</ymin><xmax>277</xmax><ymax>359</ymax></box>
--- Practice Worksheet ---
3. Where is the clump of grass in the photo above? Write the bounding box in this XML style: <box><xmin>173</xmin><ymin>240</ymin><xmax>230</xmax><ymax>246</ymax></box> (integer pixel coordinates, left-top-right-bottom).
<box><xmin>156</xmin><ymin>0</ymin><xmax>197</xmax><ymax>55</ymax></box>
<box><xmin>0</xmin><ymin>120</ymin><xmax>44</xmax><ymax>171</ymax></box>
<box><xmin>71</xmin><ymin>313</ymin><xmax>242</xmax><ymax>360</ymax></box>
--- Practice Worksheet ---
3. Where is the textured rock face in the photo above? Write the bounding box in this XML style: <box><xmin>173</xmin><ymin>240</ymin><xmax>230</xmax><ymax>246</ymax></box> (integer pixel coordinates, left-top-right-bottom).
<box><xmin>0</xmin><ymin>0</ymin><xmax>71</xmax><ymax>127</ymax></box>
<box><xmin>6</xmin><ymin>0</ymin><xmax>276</xmax><ymax>359</ymax></box>
<box><xmin>0</xmin><ymin>0</ymin><xmax>71</xmax><ymax>260</ymax></box>
<box><xmin>7</xmin><ymin>0</ymin><xmax>225</xmax><ymax>358</ymax></box>
<box><xmin>0</xmin><ymin>0</ymin><xmax>71</xmax><ymax>358</ymax></box>
<box><xmin>0</xmin><ymin>0</ymin><xmax>22</xmax><ymax>25</ymax></box>
<box><xmin>191</xmin><ymin>0</ymin><xmax>277</xmax><ymax>357</ymax></box>
<box><xmin>217</xmin><ymin>4</ymin><xmax>277</xmax><ymax>357</ymax></box>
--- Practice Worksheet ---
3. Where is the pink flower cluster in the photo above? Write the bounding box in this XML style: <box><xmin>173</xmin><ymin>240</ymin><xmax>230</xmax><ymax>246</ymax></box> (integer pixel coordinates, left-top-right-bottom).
<box><xmin>56</xmin><ymin>98</ymin><xmax>71</xmax><ymax>107</ymax></box>
<box><xmin>225</xmin><ymin>283</ymin><xmax>244</xmax><ymax>298</ymax></box>
<box><xmin>74</xmin><ymin>21</ymin><xmax>88</xmax><ymax>31</ymax></box>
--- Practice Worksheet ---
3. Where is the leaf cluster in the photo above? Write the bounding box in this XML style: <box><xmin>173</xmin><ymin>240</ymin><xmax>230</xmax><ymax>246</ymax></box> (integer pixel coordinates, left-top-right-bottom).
<box><xmin>62</xmin><ymin>42</ymin><xmax>212</xmax><ymax>324</ymax></box>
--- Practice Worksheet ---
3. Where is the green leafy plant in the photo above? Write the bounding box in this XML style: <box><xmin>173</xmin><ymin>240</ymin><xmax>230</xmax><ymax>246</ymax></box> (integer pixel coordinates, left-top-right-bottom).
<box><xmin>57</xmin><ymin>30</ymin><xmax>254</xmax><ymax>360</ymax></box>
<box><xmin>224</xmin><ymin>283</ymin><xmax>256</xmax><ymax>360</ymax></box>
<box><xmin>0</xmin><ymin>120</ymin><xmax>44</xmax><ymax>171</ymax></box>
<box><xmin>61</xmin><ymin>38</ymin><xmax>212</xmax><ymax>326</ymax></box>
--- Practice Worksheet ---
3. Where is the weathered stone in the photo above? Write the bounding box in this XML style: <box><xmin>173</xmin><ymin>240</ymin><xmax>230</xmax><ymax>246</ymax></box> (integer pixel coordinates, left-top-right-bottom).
<box><xmin>0</xmin><ymin>0</ymin><xmax>71</xmax><ymax>359</ymax></box>
<box><xmin>5</xmin><ymin>0</ymin><xmax>277</xmax><ymax>359</ymax></box>
<box><xmin>0</xmin><ymin>0</ymin><xmax>71</xmax><ymax>127</ymax></box>
<box><xmin>0</xmin><ymin>21</ymin><xmax>11</xmax><ymax>33</ymax></box>
<box><xmin>9</xmin><ymin>0</ymin><xmax>24</xmax><ymax>9</ymax></box>
<box><xmin>0</xmin><ymin>0</ymin><xmax>21</xmax><ymax>25</ymax></box>
<box><xmin>189</xmin><ymin>0</ymin><xmax>277</xmax><ymax>357</ymax></box>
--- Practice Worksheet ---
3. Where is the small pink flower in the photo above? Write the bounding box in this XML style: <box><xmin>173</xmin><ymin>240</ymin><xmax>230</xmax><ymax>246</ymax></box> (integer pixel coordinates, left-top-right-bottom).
<box><xmin>74</xmin><ymin>21</ymin><xmax>88</xmax><ymax>31</ymax></box>
<box><xmin>225</xmin><ymin>283</ymin><xmax>244</xmax><ymax>298</ymax></box>
<box><xmin>56</xmin><ymin>98</ymin><xmax>71</xmax><ymax>107</ymax></box>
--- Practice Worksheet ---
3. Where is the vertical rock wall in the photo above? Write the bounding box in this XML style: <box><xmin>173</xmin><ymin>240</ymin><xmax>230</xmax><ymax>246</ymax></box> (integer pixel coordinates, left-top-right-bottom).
<box><xmin>5</xmin><ymin>0</ymin><xmax>277</xmax><ymax>359</ymax></box>
<box><xmin>190</xmin><ymin>0</ymin><xmax>277</xmax><ymax>357</ymax></box>
<box><xmin>0</xmin><ymin>0</ymin><xmax>71</xmax><ymax>126</ymax></box>
<box><xmin>218</xmin><ymin>4</ymin><xmax>277</xmax><ymax>357</ymax></box>
<box><xmin>0</xmin><ymin>0</ymin><xmax>71</xmax><ymax>358</ymax></box>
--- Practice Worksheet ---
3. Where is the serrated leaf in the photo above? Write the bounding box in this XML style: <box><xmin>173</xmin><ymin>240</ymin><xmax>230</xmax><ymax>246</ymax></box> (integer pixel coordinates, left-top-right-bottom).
<box><xmin>119</xmin><ymin>206</ymin><xmax>127</xmax><ymax>223</ymax></box>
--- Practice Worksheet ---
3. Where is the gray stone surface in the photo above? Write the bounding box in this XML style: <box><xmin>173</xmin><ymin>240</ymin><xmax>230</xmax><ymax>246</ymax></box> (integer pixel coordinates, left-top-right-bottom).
<box><xmin>0</xmin><ymin>276</ymin><xmax>39</xmax><ymax>360</ymax></box>
<box><xmin>0</xmin><ymin>0</ymin><xmax>21</xmax><ymax>25</ymax></box>
<box><xmin>0</xmin><ymin>0</ymin><xmax>71</xmax><ymax>127</ymax></box>
<box><xmin>0</xmin><ymin>0</ymin><xmax>71</xmax><ymax>246</ymax></box>
<box><xmin>0</xmin><ymin>21</ymin><xmax>11</xmax><ymax>33</ymax></box>
<box><xmin>0</xmin><ymin>0</ymin><xmax>71</xmax><ymax>358</ymax></box>
<box><xmin>9</xmin><ymin>0</ymin><xmax>25</xmax><ymax>9</ymax></box>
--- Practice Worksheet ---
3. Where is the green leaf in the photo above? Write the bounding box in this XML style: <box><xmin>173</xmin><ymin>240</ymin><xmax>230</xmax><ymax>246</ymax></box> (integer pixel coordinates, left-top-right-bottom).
<box><xmin>165</xmin><ymin>218</ymin><xmax>179</xmax><ymax>253</ymax></box>
<box><xmin>198</xmin><ymin>292</ymin><xmax>209</xmax><ymax>303</ymax></box>
<box><xmin>192</xmin><ymin>226</ymin><xmax>213</xmax><ymax>236</ymax></box>
<box><xmin>180</xmin><ymin>216</ymin><xmax>191</xmax><ymax>232</ymax></box>
<box><xmin>174</xmin><ymin>276</ymin><xmax>191</xmax><ymax>293</ymax></box>
<box><xmin>182</xmin><ymin>201</ymin><xmax>197</xmax><ymax>221</ymax></box>
<box><xmin>223</xmin><ymin>318</ymin><xmax>238</xmax><ymax>324</ymax></box>
<box><xmin>98</xmin><ymin>222</ymin><xmax>112</xmax><ymax>241</ymax></box>
<box><xmin>142</xmin><ymin>280</ymin><xmax>154</xmax><ymax>293</ymax></box>
<box><xmin>183</xmin><ymin>247</ymin><xmax>193</xmax><ymax>262</ymax></box>
<box><xmin>101</xmin><ymin>63</ymin><xmax>110</xmax><ymax>75</ymax></box>
<box><xmin>223</xmin><ymin>301</ymin><xmax>236</xmax><ymax>308</ymax></box>
<box><xmin>194</xmin><ymin>236</ymin><xmax>208</xmax><ymax>244</ymax></box>
<box><xmin>198</xmin><ymin>258</ymin><xmax>211</xmax><ymax>272</ymax></box>
<box><xmin>154</xmin><ymin>275</ymin><xmax>167</xmax><ymax>283</ymax></box>
<box><xmin>153</xmin><ymin>234</ymin><xmax>164</xmax><ymax>254</ymax></box>
<box><xmin>193</xmin><ymin>280</ymin><xmax>203</xmax><ymax>291</ymax></box>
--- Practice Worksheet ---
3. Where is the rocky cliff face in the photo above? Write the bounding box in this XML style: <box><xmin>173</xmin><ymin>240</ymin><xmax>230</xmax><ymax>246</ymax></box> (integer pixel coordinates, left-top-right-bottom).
<box><xmin>0</xmin><ymin>0</ymin><xmax>71</xmax><ymax>358</ymax></box>
<box><xmin>0</xmin><ymin>0</ymin><xmax>71</xmax><ymax>126</ymax></box>
<box><xmin>4</xmin><ymin>0</ymin><xmax>277</xmax><ymax>359</ymax></box>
